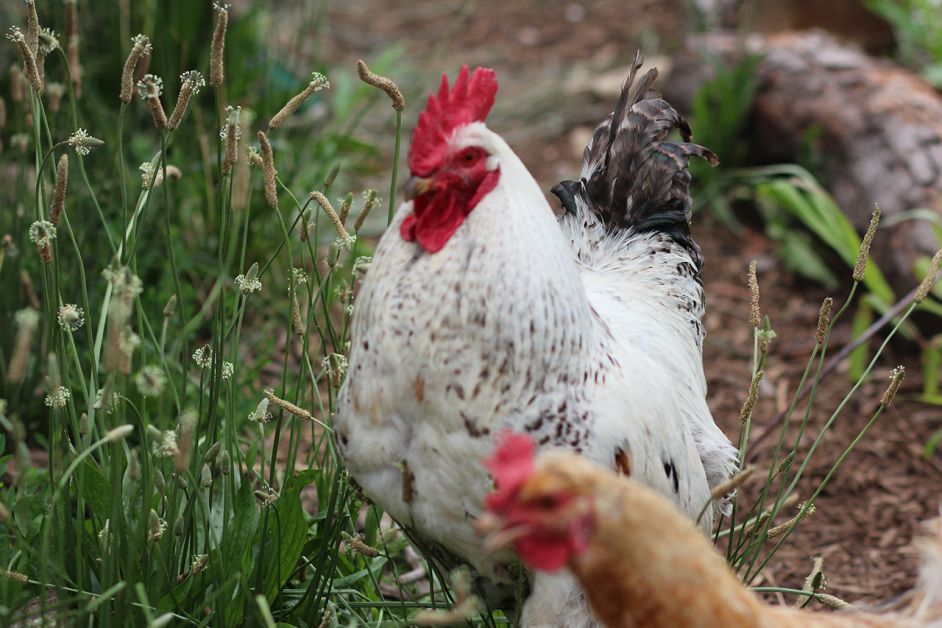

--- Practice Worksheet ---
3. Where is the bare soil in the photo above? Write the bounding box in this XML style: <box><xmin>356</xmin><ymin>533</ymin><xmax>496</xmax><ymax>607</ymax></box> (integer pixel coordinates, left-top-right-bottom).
<box><xmin>702</xmin><ymin>220</ymin><xmax>942</xmax><ymax>604</ymax></box>
<box><xmin>326</xmin><ymin>0</ymin><xmax>942</xmax><ymax>607</ymax></box>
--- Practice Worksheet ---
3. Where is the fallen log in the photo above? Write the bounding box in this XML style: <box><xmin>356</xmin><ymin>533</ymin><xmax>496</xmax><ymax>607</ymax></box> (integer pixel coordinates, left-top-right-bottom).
<box><xmin>665</xmin><ymin>31</ymin><xmax>942</xmax><ymax>288</ymax></box>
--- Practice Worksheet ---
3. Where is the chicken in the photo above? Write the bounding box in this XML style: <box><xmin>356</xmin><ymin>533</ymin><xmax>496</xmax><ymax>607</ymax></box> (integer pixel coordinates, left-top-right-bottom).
<box><xmin>479</xmin><ymin>432</ymin><xmax>942</xmax><ymax>628</ymax></box>
<box><xmin>334</xmin><ymin>55</ymin><xmax>738</xmax><ymax>625</ymax></box>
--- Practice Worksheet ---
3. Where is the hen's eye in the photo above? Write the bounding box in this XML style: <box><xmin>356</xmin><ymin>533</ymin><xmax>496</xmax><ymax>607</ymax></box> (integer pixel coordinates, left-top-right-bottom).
<box><xmin>461</xmin><ymin>150</ymin><xmax>479</xmax><ymax>164</ymax></box>
<box><xmin>535</xmin><ymin>495</ymin><xmax>558</xmax><ymax>510</ymax></box>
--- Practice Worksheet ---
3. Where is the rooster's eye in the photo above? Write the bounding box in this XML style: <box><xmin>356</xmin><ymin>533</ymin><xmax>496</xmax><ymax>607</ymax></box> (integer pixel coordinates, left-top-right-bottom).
<box><xmin>460</xmin><ymin>149</ymin><xmax>479</xmax><ymax>165</ymax></box>
<box><xmin>535</xmin><ymin>495</ymin><xmax>558</xmax><ymax>510</ymax></box>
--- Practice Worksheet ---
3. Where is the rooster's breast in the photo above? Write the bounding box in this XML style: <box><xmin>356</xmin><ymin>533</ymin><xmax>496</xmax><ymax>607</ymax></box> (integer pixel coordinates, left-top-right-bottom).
<box><xmin>334</xmin><ymin>230</ymin><xmax>525</xmax><ymax>579</ymax></box>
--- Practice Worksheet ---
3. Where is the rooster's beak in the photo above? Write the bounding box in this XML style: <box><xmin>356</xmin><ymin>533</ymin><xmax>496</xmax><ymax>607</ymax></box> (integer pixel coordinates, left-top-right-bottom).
<box><xmin>404</xmin><ymin>176</ymin><xmax>432</xmax><ymax>201</ymax></box>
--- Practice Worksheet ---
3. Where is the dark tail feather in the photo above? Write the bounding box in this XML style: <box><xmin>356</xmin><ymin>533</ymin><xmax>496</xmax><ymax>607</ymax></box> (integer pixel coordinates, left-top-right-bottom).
<box><xmin>557</xmin><ymin>52</ymin><xmax>717</xmax><ymax>239</ymax></box>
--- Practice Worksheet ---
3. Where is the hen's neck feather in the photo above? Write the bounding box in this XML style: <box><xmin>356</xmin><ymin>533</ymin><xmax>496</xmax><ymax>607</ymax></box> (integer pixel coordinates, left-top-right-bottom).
<box><xmin>558</xmin><ymin>459</ymin><xmax>891</xmax><ymax>628</ymax></box>
<box><xmin>569</xmin><ymin>471</ymin><xmax>764</xmax><ymax>627</ymax></box>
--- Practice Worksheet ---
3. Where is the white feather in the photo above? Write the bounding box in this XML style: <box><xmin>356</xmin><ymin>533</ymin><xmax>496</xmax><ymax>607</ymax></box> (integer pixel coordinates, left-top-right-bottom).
<box><xmin>335</xmin><ymin>121</ymin><xmax>736</xmax><ymax>625</ymax></box>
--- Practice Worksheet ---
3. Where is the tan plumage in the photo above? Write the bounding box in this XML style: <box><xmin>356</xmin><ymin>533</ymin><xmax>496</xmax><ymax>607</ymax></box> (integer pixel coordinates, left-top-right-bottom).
<box><xmin>489</xmin><ymin>448</ymin><xmax>941</xmax><ymax>628</ymax></box>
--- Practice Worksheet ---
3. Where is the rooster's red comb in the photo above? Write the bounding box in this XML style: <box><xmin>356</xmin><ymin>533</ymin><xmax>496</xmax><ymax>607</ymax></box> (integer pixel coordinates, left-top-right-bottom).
<box><xmin>408</xmin><ymin>66</ymin><xmax>498</xmax><ymax>176</ymax></box>
<box><xmin>484</xmin><ymin>432</ymin><xmax>535</xmax><ymax>513</ymax></box>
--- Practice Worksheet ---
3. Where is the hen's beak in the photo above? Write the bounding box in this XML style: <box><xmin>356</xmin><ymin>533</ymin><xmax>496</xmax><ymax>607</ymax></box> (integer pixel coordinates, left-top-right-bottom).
<box><xmin>404</xmin><ymin>176</ymin><xmax>432</xmax><ymax>201</ymax></box>
<box><xmin>475</xmin><ymin>512</ymin><xmax>530</xmax><ymax>552</ymax></box>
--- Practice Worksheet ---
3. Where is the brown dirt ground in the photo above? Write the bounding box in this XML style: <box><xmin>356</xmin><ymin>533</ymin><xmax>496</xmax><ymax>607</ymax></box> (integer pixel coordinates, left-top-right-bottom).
<box><xmin>325</xmin><ymin>0</ymin><xmax>942</xmax><ymax>610</ymax></box>
<box><xmin>702</xmin><ymin>220</ymin><xmax>942</xmax><ymax>605</ymax></box>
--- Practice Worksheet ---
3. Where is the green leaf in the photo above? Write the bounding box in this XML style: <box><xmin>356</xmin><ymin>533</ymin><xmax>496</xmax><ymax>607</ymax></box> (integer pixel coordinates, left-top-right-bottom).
<box><xmin>254</xmin><ymin>469</ymin><xmax>317</xmax><ymax>602</ymax></box>
<box><xmin>849</xmin><ymin>299</ymin><xmax>874</xmax><ymax>380</ymax></box>
<box><xmin>78</xmin><ymin>457</ymin><xmax>112</xmax><ymax>517</ymax></box>
<box><xmin>226</xmin><ymin>481</ymin><xmax>262</xmax><ymax>558</ymax></box>
<box><xmin>776</xmin><ymin>230</ymin><xmax>840</xmax><ymax>289</ymax></box>
<box><xmin>223</xmin><ymin>481</ymin><xmax>261</xmax><ymax>626</ymax></box>
<box><xmin>922</xmin><ymin>336</ymin><xmax>942</xmax><ymax>399</ymax></box>
<box><xmin>12</xmin><ymin>491</ymin><xmax>45</xmax><ymax>540</ymax></box>
<box><xmin>754</xmin><ymin>170</ymin><xmax>894</xmax><ymax>303</ymax></box>
<box><xmin>245</xmin><ymin>440</ymin><xmax>258</xmax><ymax>473</ymax></box>
<box><xmin>924</xmin><ymin>429</ymin><xmax>942</xmax><ymax>459</ymax></box>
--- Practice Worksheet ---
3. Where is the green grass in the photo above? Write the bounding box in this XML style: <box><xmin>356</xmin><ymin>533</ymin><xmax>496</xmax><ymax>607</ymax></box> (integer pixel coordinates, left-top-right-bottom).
<box><xmin>2</xmin><ymin>2</ymin><xmax>940</xmax><ymax>625</ymax></box>
<box><xmin>0</xmin><ymin>2</ymin><xmax>463</xmax><ymax>625</ymax></box>
<box><xmin>867</xmin><ymin>0</ymin><xmax>942</xmax><ymax>86</ymax></box>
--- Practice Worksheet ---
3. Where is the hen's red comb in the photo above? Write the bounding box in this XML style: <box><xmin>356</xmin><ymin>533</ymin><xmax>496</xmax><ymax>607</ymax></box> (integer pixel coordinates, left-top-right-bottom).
<box><xmin>408</xmin><ymin>66</ymin><xmax>498</xmax><ymax>176</ymax></box>
<box><xmin>484</xmin><ymin>432</ymin><xmax>535</xmax><ymax>513</ymax></box>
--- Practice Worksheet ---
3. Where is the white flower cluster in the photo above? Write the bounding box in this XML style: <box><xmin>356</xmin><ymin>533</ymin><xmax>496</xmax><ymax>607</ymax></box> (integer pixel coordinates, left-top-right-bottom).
<box><xmin>180</xmin><ymin>70</ymin><xmax>206</xmax><ymax>94</ymax></box>
<box><xmin>336</xmin><ymin>233</ymin><xmax>357</xmax><ymax>250</ymax></box>
<box><xmin>57</xmin><ymin>304</ymin><xmax>85</xmax><ymax>331</ymax></box>
<box><xmin>94</xmin><ymin>388</ymin><xmax>121</xmax><ymax>414</ymax></box>
<box><xmin>102</xmin><ymin>266</ymin><xmax>143</xmax><ymax>300</ymax></box>
<box><xmin>154</xmin><ymin>429</ymin><xmax>179</xmax><ymax>457</ymax></box>
<box><xmin>322</xmin><ymin>352</ymin><xmax>348</xmax><ymax>387</ymax></box>
<box><xmin>219</xmin><ymin>105</ymin><xmax>242</xmax><ymax>141</ymax></box>
<box><xmin>38</xmin><ymin>27</ymin><xmax>59</xmax><ymax>54</ymax></box>
<box><xmin>192</xmin><ymin>345</ymin><xmax>213</xmax><ymax>369</ymax></box>
<box><xmin>234</xmin><ymin>264</ymin><xmax>262</xmax><ymax>295</ymax></box>
<box><xmin>44</xmin><ymin>386</ymin><xmax>71</xmax><ymax>408</ymax></box>
<box><xmin>5</xmin><ymin>26</ymin><xmax>25</xmax><ymax>44</ymax></box>
<box><xmin>310</xmin><ymin>71</ymin><xmax>330</xmax><ymax>90</ymax></box>
<box><xmin>28</xmin><ymin>220</ymin><xmax>56</xmax><ymax>247</ymax></box>
<box><xmin>131</xmin><ymin>33</ymin><xmax>153</xmax><ymax>55</ymax></box>
<box><xmin>46</xmin><ymin>82</ymin><xmax>66</xmax><ymax>99</ymax></box>
<box><xmin>15</xmin><ymin>308</ymin><xmax>40</xmax><ymax>330</ymax></box>
<box><xmin>137</xmin><ymin>74</ymin><xmax>163</xmax><ymax>99</ymax></box>
<box><xmin>119</xmin><ymin>328</ymin><xmax>140</xmax><ymax>355</ymax></box>
<box><xmin>139</xmin><ymin>162</ymin><xmax>156</xmax><ymax>189</ymax></box>
<box><xmin>191</xmin><ymin>553</ymin><xmax>209</xmax><ymax>575</ymax></box>
<box><xmin>148</xmin><ymin>511</ymin><xmax>167</xmax><ymax>542</ymax></box>
<box><xmin>67</xmin><ymin>128</ymin><xmax>104</xmax><ymax>157</ymax></box>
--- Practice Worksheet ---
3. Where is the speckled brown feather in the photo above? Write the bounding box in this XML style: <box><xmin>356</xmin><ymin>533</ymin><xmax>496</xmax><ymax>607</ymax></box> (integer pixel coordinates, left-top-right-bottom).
<box><xmin>561</xmin><ymin>51</ymin><xmax>719</xmax><ymax>271</ymax></box>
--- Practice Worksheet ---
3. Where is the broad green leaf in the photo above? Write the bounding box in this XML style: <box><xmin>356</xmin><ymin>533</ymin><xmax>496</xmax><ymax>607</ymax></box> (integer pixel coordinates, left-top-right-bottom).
<box><xmin>755</xmin><ymin>174</ymin><xmax>894</xmax><ymax>303</ymax></box>
<box><xmin>254</xmin><ymin>469</ymin><xmax>317</xmax><ymax>602</ymax></box>
<box><xmin>223</xmin><ymin>481</ymin><xmax>261</xmax><ymax>626</ymax></box>
<box><xmin>78</xmin><ymin>457</ymin><xmax>112</xmax><ymax>517</ymax></box>
<box><xmin>777</xmin><ymin>230</ymin><xmax>840</xmax><ymax>289</ymax></box>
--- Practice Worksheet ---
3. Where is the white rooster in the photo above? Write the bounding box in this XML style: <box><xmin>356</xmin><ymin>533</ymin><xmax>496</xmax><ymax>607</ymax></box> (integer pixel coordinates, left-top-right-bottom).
<box><xmin>334</xmin><ymin>55</ymin><xmax>738</xmax><ymax>626</ymax></box>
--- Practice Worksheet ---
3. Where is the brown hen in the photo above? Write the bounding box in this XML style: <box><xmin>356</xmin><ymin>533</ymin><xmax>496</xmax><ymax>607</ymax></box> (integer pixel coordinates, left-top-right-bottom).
<box><xmin>480</xmin><ymin>433</ymin><xmax>941</xmax><ymax>628</ymax></box>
